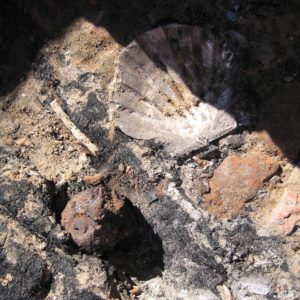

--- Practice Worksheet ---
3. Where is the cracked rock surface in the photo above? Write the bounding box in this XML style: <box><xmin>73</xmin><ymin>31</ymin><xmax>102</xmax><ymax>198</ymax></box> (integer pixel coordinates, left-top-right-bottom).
<box><xmin>110</xmin><ymin>24</ymin><xmax>238</xmax><ymax>156</ymax></box>
<box><xmin>61</xmin><ymin>186</ymin><xmax>137</xmax><ymax>251</ymax></box>
<box><xmin>0</xmin><ymin>0</ymin><xmax>300</xmax><ymax>299</ymax></box>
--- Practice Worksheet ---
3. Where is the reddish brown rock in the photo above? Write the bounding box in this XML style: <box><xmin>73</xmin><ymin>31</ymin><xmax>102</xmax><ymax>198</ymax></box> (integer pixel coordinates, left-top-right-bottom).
<box><xmin>61</xmin><ymin>186</ymin><xmax>137</xmax><ymax>251</ymax></box>
<box><xmin>203</xmin><ymin>151</ymin><xmax>279</xmax><ymax>218</ymax></box>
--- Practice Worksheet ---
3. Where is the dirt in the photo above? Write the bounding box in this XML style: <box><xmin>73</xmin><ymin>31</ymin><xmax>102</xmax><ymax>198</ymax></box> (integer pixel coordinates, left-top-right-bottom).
<box><xmin>0</xmin><ymin>0</ymin><xmax>300</xmax><ymax>299</ymax></box>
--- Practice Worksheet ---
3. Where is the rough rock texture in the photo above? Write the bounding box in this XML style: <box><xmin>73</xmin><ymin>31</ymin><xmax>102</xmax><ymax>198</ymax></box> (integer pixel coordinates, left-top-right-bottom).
<box><xmin>259</xmin><ymin>163</ymin><xmax>300</xmax><ymax>236</ymax></box>
<box><xmin>203</xmin><ymin>151</ymin><xmax>279</xmax><ymax>218</ymax></box>
<box><xmin>110</xmin><ymin>24</ymin><xmax>237</xmax><ymax>155</ymax></box>
<box><xmin>0</xmin><ymin>1</ymin><xmax>300</xmax><ymax>299</ymax></box>
<box><xmin>61</xmin><ymin>186</ymin><xmax>137</xmax><ymax>251</ymax></box>
<box><xmin>231</xmin><ymin>275</ymin><xmax>272</xmax><ymax>299</ymax></box>
<box><xmin>0</xmin><ymin>205</ymin><xmax>109</xmax><ymax>300</ymax></box>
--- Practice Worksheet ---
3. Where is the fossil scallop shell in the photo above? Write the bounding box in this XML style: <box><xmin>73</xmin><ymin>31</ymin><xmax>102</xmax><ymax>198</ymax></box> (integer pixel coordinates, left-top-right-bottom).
<box><xmin>110</xmin><ymin>24</ymin><xmax>238</xmax><ymax>155</ymax></box>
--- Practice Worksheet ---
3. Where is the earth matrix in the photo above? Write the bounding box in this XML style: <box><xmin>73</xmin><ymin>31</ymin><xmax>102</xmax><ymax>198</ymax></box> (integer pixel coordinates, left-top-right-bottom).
<box><xmin>0</xmin><ymin>1</ymin><xmax>300</xmax><ymax>299</ymax></box>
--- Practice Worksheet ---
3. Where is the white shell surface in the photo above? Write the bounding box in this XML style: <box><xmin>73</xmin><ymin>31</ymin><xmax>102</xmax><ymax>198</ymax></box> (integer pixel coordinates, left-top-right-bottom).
<box><xmin>110</xmin><ymin>24</ymin><xmax>237</xmax><ymax>155</ymax></box>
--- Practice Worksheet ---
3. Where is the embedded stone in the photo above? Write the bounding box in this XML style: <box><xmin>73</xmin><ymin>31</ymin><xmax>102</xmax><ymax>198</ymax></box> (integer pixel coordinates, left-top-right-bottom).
<box><xmin>61</xmin><ymin>185</ymin><xmax>137</xmax><ymax>251</ymax></box>
<box><xmin>203</xmin><ymin>151</ymin><xmax>279</xmax><ymax>218</ymax></box>
<box><xmin>110</xmin><ymin>24</ymin><xmax>238</xmax><ymax>155</ymax></box>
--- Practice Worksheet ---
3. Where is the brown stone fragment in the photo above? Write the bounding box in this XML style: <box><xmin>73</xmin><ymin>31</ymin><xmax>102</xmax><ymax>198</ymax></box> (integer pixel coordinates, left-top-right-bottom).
<box><xmin>130</xmin><ymin>286</ymin><xmax>141</xmax><ymax>296</ymax></box>
<box><xmin>203</xmin><ymin>151</ymin><xmax>279</xmax><ymax>218</ymax></box>
<box><xmin>61</xmin><ymin>185</ymin><xmax>137</xmax><ymax>251</ymax></box>
<box><xmin>82</xmin><ymin>173</ymin><xmax>103</xmax><ymax>185</ymax></box>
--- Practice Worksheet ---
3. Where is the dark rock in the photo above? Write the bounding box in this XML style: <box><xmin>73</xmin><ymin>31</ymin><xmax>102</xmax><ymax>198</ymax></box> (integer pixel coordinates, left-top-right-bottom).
<box><xmin>197</xmin><ymin>145</ymin><xmax>220</xmax><ymax>160</ymax></box>
<box><xmin>219</xmin><ymin>134</ymin><xmax>244</xmax><ymax>150</ymax></box>
<box><xmin>61</xmin><ymin>185</ymin><xmax>137</xmax><ymax>251</ymax></box>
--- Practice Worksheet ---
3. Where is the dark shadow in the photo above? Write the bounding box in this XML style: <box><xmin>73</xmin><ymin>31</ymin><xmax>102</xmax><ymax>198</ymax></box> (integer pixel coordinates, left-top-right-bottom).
<box><xmin>0</xmin><ymin>0</ymin><xmax>210</xmax><ymax>97</ymax></box>
<box><xmin>255</xmin><ymin>82</ymin><xmax>300</xmax><ymax>163</ymax></box>
<box><xmin>101</xmin><ymin>202</ymin><xmax>164</xmax><ymax>281</ymax></box>
<box><xmin>48</xmin><ymin>181</ymin><xmax>69</xmax><ymax>223</ymax></box>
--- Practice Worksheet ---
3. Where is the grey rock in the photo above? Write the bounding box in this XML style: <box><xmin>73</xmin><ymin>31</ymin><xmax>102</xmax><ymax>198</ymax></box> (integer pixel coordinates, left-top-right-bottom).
<box><xmin>232</xmin><ymin>275</ymin><xmax>272</xmax><ymax>300</ymax></box>
<box><xmin>110</xmin><ymin>24</ymin><xmax>238</xmax><ymax>156</ymax></box>
<box><xmin>219</xmin><ymin>134</ymin><xmax>244</xmax><ymax>150</ymax></box>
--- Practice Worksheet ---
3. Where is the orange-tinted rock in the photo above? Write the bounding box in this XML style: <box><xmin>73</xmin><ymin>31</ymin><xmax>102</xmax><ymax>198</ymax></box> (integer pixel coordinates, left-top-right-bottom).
<box><xmin>259</xmin><ymin>164</ymin><xmax>300</xmax><ymax>236</ymax></box>
<box><xmin>82</xmin><ymin>173</ymin><xmax>104</xmax><ymax>185</ymax></box>
<box><xmin>61</xmin><ymin>186</ymin><xmax>137</xmax><ymax>251</ymax></box>
<box><xmin>203</xmin><ymin>151</ymin><xmax>279</xmax><ymax>218</ymax></box>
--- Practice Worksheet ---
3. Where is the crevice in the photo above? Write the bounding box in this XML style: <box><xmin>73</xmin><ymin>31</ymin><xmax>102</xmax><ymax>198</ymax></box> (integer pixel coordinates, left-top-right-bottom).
<box><xmin>48</xmin><ymin>182</ymin><xmax>69</xmax><ymax>224</ymax></box>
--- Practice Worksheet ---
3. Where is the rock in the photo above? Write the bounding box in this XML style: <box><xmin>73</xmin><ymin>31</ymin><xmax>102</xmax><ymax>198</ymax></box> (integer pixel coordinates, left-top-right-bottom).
<box><xmin>259</xmin><ymin>163</ymin><xmax>300</xmax><ymax>236</ymax></box>
<box><xmin>118</xmin><ymin>163</ymin><xmax>125</xmax><ymax>173</ymax></box>
<box><xmin>219</xmin><ymin>134</ymin><xmax>244</xmax><ymax>150</ymax></box>
<box><xmin>110</xmin><ymin>24</ymin><xmax>238</xmax><ymax>155</ymax></box>
<box><xmin>61</xmin><ymin>186</ymin><xmax>137</xmax><ymax>251</ymax></box>
<box><xmin>82</xmin><ymin>173</ymin><xmax>104</xmax><ymax>185</ymax></box>
<box><xmin>242</xmin><ymin>277</ymin><xmax>271</xmax><ymax>295</ymax></box>
<box><xmin>0</xmin><ymin>206</ymin><xmax>110</xmax><ymax>300</ymax></box>
<box><xmin>130</xmin><ymin>286</ymin><xmax>141</xmax><ymax>296</ymax></box>
<box><xmin>203</xmin><ymin>151</ymin><xmax>279</xmax><ymax>218</ymax></box>
<box><xmin>180</xmin><ymin>163</ymin><xmax>208</xmax><ymax>205</ymax></box>
<box><xmin>197</xmin><ymin>144</ymin><xmax>220</xmax><ymax>160</ymax></box>
<box><xmin>233</xmin><ymin>274</ymin><xmax>271</xmax><ymax>299</ymax></box>
<box><xmin>217</xmin><ymin>284</ymin><xmax>232</xmax><ymax>300</ymax></box>
<box><xmin>73</xmin><ymin>257</ymin><xmax>108</xmax><ymax>297</ymax></box>
<box><xmin>0</xmin><ymin>225</ymin><xmax>48</xmax><ymax>300</ymax></box>
<box><xmin>141</xmin><ymin>278</ymin><xmax>220</xmax><ymax>300</ymax></box>
<box><xmin>287</xmin><ymin>251</ymin><xmax>300</xmax><ymax>277</ymax></box>
<box><xmin>1</xmin><ymin>3</ymin><xmax>300</xmax><ymax>299</ymax></box>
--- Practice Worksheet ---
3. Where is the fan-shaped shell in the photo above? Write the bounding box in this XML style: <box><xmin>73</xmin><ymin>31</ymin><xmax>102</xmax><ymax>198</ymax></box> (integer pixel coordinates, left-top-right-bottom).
<box><xmin>110</xmin><ymin>24</ymin><xmax>237</xmax><ymax>155</ymax></box>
